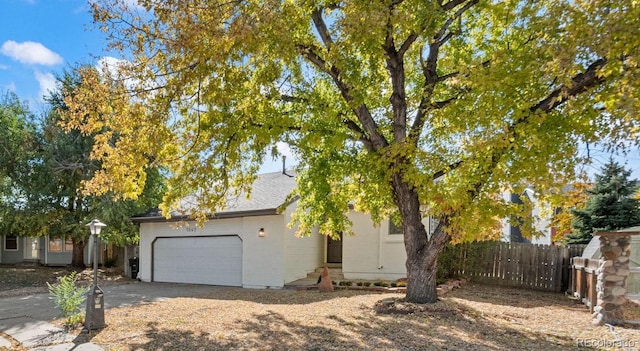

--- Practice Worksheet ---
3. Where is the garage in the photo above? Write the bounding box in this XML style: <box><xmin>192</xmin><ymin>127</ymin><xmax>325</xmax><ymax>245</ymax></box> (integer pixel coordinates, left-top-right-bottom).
<box><xmin>152</xmin><ymin>235</ymin><xmax>242</xmax><ymax>286</ymax></box>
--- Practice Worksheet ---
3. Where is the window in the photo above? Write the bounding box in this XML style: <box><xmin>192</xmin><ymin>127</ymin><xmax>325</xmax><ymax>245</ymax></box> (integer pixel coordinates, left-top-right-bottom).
<box><xmin>49</xmin><ymin>236</ymin><xmax>63</xmax><ymax>252</ymax></box>
<box><xmin>65</xmin><ymin>237</ymin><xmax>73</xmax><ymax>251</ymax></box>
<box><xmin>388</xmin><ymin>219</ymin><xmax>403</xmax><ymax>235</ymax></box>
<box><xmin>48</xmin><ymin>236</ymin><xmax>73</xmax><ymax>252</ymax></box>
<box><xmin>4</xmin><ymin>235</ymin><xmax>18</xmax><ymax>250</ymax></box>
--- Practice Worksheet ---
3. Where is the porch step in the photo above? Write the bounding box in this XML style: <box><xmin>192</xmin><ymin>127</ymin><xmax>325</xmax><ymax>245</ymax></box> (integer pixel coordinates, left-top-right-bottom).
<box><xmin>17</xmin><ymin>259</ymin><xmax>41</xmax><ymax>267</ymax></box>
<box><xmin>307</xmin><ymin>266</ymin><xmax>344</xmax><ymax>281</ymax></box>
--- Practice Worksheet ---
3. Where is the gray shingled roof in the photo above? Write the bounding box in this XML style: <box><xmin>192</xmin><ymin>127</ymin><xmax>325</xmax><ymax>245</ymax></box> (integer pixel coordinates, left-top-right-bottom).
<box><xmin>133</xmin><ymin>171</ymin><xmax>297</xmax><ymax>222</ymax></box>
<box><xmin>222</xmin><ymin>171</ymin><xmax>297</xmax><ymax>212</ymax></box>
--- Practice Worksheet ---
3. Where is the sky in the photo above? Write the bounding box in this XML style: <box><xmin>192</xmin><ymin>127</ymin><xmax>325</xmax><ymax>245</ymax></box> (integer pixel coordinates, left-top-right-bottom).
<box><xmin>0</xmin><ymin>0</ymin><xmax>638</xmax><ymax>180</ymax></box>
<box><xmin>0</xmin><ymin>0</ymin><xmax>293</xmax><ymax>173</ymax></box>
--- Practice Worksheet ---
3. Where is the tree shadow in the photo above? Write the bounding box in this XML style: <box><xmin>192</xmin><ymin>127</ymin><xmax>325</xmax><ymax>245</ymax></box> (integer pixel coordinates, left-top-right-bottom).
<box><xmin>105</xmin><ymin>299</ymin><xmax>598</xmax><ymax>351</ymax></box>
<box><xmin>446</xmin><ymin>283</ymin><xmax>587</xmax><ymax>311</ymax></box>
<box><xmin>193</xmin><ymin>286</ymin><xmax>397</xmax><ymax>305</ymax></box>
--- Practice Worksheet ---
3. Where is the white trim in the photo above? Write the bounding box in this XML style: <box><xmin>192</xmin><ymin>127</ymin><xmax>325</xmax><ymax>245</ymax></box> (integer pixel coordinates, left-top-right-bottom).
<box><xmin>46</xmin><ymin>235</ymin><xmax>73</xmax><ymax>253</ymax></box>
<box><xmin>4</xmin><ymin>235</ymin><xmax>19</xmax><ymax>251</ymax></box>
<box><xmin>23</xmin><ymin>237</ymin><xmax>39</xmax><ymax>259</ymax></box>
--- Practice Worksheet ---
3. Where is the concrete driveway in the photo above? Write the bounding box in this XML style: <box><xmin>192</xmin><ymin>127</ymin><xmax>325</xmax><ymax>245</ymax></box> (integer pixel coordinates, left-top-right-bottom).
<box><xmin>0</xmin><ymin>282</ymin><xmax>229</xmax><ymax>350</ymax></box>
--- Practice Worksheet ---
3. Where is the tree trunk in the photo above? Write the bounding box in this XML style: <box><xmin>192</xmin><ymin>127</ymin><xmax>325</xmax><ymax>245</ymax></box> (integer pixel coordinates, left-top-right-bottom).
<box><xmin>71</xmin><ymin>239</ymin><xmax>86</xmax><ymax>268</ymax></box>
<box><xmin>392</xmin><ymin>173</ymin><xmax>450</xmax><ymax>303</ymax></box>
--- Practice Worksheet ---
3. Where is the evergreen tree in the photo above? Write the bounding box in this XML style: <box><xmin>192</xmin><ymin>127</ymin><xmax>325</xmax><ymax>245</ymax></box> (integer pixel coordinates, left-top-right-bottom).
<box><xmin>566</xmin><ymin>159</ymin><xmax>640</xmax><ymax>244</ymax></box>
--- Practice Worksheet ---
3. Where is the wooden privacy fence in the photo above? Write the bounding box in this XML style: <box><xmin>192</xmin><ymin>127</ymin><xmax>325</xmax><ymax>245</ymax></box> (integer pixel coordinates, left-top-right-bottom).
<box><xmin>438</xmin><ymin>241</ymin><xmax>586</xmax><ymax>292</ymax></box>
<box><xmin>570</xmin><ymin>257</ymin><xmax>600</xmax><ymax>312</ymax></box>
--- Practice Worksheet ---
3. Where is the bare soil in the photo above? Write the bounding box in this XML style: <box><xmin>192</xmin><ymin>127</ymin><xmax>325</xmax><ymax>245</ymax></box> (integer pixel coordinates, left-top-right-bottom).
<box><xmin>73</xmin><ymin>285</ymin><xmax>640</xmax><ymax>351</ymax></box>
<box><xmin>0</xmin><ymin>264</ymin><xmax>129</xmax><ymax>298</ymax></box>
<box><xmin>2</xmin><ymin>265</ymin><xmax>639</xmax><ymax>350</ymax></box>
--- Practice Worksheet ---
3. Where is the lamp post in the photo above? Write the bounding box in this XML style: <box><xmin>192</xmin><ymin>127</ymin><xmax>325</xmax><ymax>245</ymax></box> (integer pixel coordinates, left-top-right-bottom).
<box><xmin>85</xmin><ymin>219</ymin><xmax>106</xmax><ymax>331</ymax></box>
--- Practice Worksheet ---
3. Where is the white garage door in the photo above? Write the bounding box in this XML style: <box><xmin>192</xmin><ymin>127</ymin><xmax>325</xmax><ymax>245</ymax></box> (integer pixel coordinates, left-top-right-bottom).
<box><xmin>153</xmin><ymin>236</ymin><xmax>242</xmax><ymax>286</ymax></box>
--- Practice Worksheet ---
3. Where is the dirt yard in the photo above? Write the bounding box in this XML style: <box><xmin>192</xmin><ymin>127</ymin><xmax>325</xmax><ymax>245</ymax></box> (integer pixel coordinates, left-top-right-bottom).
<box><xmin>0</xmin><ymin>264</ymin><xmax>128</xmax><ymax>298</ymax></box>
<box><xmin>2</xmin><ymin>265</ymin><xmax>639</xmax><ymax>350</ymax></box>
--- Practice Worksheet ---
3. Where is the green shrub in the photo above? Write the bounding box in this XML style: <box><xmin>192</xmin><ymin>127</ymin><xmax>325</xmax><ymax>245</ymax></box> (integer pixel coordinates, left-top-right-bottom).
<box><xmin>379</xmin><ymin>281</ymin><xmax>390</xmax><ymax>287</ymax></box>
<box><xmin>390</xmin><ymin>282</ymin><xmax>397</xmax><ymax>287</ymax></box>
<box><xmin>47</xmin><ymin>272</ymin><xmax>89</xmax><ymax>326</ymax></box>
<box><xmin>396</xmin><ymin>281</ymin><xmax>407</xmax><ymax>287</ymax></box>
<box><xmin>363</xmin><ymin>282</ymin><xmax>371</xmax><ymax>287</ymax></box>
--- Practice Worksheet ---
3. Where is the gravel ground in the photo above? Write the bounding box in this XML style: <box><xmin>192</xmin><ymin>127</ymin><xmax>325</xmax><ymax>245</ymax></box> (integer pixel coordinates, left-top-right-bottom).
<box><xmin>70</xmin><ymin>285</ymin><xmax>640</xmax><ymax>351</ymax></box>
<box><xmin>2</xmin><ymin>265</ymin><xmax>639</xmax><ymax>350</ymax></box>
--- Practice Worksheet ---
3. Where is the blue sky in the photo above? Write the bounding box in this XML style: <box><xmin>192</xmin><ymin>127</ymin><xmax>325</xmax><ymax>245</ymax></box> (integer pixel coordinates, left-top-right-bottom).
<box><xmin>0</xmin><ymin>0</ymin><xmax>105</xmax><ymax>107</ymax></box>
<box><xmin>0</xmin><ymin>0</ymin><xmax>291</xmax><ymax>172</ymax></box>
<box><xmin>0</xmin><ymin>0</ymin><xmax>637</xmax><ymax>179</ymax></box>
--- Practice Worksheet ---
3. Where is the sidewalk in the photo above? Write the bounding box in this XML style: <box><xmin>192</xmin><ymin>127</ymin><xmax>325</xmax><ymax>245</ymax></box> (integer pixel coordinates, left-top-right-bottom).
<box><xmin>0</xmin><ymin>291</ymin><xmax>102</xmax><ymax>351</ymax></box>
<box><xmin>0</xmin><ymin>282</ymin><xmax>228</xmax><ymax>350</ymax></box>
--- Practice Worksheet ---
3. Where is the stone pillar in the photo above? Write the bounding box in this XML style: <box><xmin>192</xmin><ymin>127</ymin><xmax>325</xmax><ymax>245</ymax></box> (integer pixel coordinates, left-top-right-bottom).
<box><xmin>592</xmin><ymin>232</ymin><xmax>634</xmax><ymax>325</ymax></box>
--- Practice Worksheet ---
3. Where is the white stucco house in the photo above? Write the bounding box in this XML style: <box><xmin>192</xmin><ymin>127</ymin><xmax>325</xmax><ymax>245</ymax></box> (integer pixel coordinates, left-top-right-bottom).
<box><xmin>131</xmin><ymin>171</ymin><xmax>418</xmax><ymax>289</ymax></box>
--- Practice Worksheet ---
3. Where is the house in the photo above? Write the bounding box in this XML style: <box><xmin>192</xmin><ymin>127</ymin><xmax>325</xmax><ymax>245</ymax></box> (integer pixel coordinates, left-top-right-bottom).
<box><xmin>501</xmin><ymin>189</ymin><xmax>554</xmax><ymax>245</ymax></box>
<box><xmin>131</xmin><ymin>170</ymin><xmax>425</xmax><ymax>288</ymax></box>
<box><xmin>0</xmin><ymin>234</ymin><xmax>108</xmax><ymax>267</ymax></box>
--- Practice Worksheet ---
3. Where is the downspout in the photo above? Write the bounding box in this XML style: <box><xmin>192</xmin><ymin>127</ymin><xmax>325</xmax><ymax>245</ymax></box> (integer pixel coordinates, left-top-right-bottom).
<box><xmin>378</xmin><ymin>222</ymin><xmax>384</xmax><ymax>270</ymax></box>
<box><xmin>44</xmin><ymin>236</ymin><xmax>48</xmax><ymax>265</ymax></box>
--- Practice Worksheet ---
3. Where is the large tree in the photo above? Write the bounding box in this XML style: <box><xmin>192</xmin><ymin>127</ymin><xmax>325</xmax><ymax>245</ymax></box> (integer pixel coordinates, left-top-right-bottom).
<box><xmin>0</xmin><ymin>71</ymin><xmax>166</xmax><ymax>267</ymax></box>
<box><xmin>65</xmin><ymin>1</ymin><xmax>640</xmax><ymax>302</ymax></box>
<box><xmin>566</xmin><ymin>159</ymin><xmax>640</xmax><ymax>244</ymax></box>
<box><xmin>0</xmin><ymin>92</ymin><xmax>38</xmax><ymax>233</ymax></box>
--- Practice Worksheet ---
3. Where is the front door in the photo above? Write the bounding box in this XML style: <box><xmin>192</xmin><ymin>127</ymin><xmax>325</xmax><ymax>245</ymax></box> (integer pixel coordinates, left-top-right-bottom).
<box><xmin>327</xmin><ymin>232</ymin><xmax>343</xmax><ymax>263</ymax></box>
<box><xmin>24</xmin><ymin>237</ymin><xmax>38</xmax><ymax>260</ymax></box>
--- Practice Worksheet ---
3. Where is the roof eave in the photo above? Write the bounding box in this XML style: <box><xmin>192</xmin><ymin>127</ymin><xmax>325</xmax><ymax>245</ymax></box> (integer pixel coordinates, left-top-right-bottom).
<box><xmin>131</xmin><ymin>208</ymin><xmax>281</xmax><ymax>223</ymax></box>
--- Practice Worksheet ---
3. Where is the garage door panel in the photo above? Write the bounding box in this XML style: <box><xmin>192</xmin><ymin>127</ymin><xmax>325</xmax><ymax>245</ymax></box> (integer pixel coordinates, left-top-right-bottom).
<box><xmin>153</xmin><ymin>236</ymin><xmax>242</xmax><ymax>286</ymax></box>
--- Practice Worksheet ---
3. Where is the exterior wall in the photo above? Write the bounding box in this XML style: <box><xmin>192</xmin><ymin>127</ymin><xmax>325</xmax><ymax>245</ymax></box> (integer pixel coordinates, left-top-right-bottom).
<box><xmin>283</xmin><ymin>203</ymin><xmax>324</xmax><ymax>283</ymax></box>
<box><xmin>139</xmin><ymin>215</ymin><xmax>289</xmax><ymax>289</ymax></box>
<box><xmin>342</xmin><ymin>211</ymin><xmax>407</xmax><ymax>281</ymax></box>
<box><xmin>0</xmin><ymin>235</ymin><xmax>24</xmax><ymax>264</ymax></box>
<box><xmin>45</xmin><ymin>251</ymin><xmax>73</xmax><ymax>266</ymax></box>
<box><xmin>530</xmin><ymin>201</ymin><xmax>552</xmax><ymax>245</ymax></box>
<box><xmin>501</xmin><ymin>191</ymin><xmax>553</xmax><ymax>245</ymax></box>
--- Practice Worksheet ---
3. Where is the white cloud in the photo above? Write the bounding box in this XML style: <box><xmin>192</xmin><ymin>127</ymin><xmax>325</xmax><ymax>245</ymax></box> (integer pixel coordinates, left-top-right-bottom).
<box><xmin>97</xmin><ymin>56</ymin><xmax>128</xmax><ymax>75</ymax></box>
<box><xmin>0</xmin><ymin>64</ymin><xmax>8</xmax><ymax>70</ymax></box>
<box><xmin>277</xmin><ymin>142</ymin><xmax>294</xmax><ymax>158</ymax></box>
<box><xmin>0</xmin><ymin>41</ymin><xmax>63</xmax><ymax>66</ymax></box>
<box><xmin>123</xmin><ymin>0</ymin><xmax>145</xmax><ymax>10</ymax></box>
<box><xmin>34</xmin><ymin>71</ymin><xmax>57</xmax><ymax>100</ymax></box>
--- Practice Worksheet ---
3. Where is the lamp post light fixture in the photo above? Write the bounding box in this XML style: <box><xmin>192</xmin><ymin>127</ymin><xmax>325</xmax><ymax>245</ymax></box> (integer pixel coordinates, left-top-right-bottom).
<box><xmin>85</xmin><ymin>219</ymin><xmax>107</xmax><ymax>331</ymax></box>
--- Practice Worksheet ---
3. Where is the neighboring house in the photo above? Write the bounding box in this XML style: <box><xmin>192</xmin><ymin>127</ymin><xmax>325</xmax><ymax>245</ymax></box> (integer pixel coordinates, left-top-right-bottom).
<box><xmin>132</xmin><ymin>170</ymin><xmax>429</xmax><ymax>289</ymax></box>
<box><xmin>0</xmin><ymin>234</ymin><xmax>106</xmax><ymax>266</ymax></box>
<box><xmin>501</xmin><ymin>189</ymin><xmax>554</xmax><ymax>245</ymax></box>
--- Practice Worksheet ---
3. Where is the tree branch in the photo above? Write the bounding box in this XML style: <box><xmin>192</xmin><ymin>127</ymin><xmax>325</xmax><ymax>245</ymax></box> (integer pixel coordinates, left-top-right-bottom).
<box><xmin>411</xmin><ymin>0</ymin><xmax>479</xmax><ymax>141</ymax></box>
<box><xmin>430</xmin><ymin>57</ymin><xmax>608</xmax><ymax>184</ymax></box>
<box><xmin>441</xmin><ymin>0</ymin><xmax>469</xmax><ymax>11</ymax></box>
<box><xmin>311</xmin><ymin>7</ymin><xmax>334</xmax><ymax>50</ymax></box>
<box><xmin>296</xmin><ymin>43</ymin><xmax>389</xmax><ymax>150</ymax></box>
